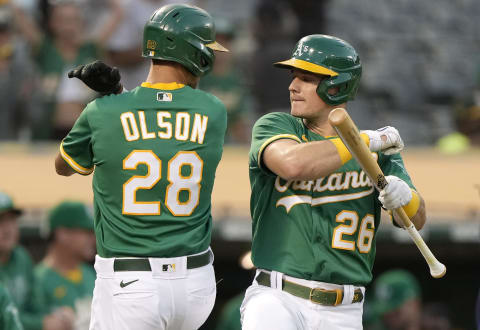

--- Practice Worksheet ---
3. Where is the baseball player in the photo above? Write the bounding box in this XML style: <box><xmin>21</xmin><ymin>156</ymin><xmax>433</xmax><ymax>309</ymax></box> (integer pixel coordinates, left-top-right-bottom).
<box><xmin>0</xmin><ymin>191</ymin><xmax>72</xmax><ymax>330</ymax></box>
<box><xmin>240</xmin><ymin>34</ymin><xmax>426</xmax><ymax>329</ymax></box>
<box><xmin>0</xmin><ymin>284</ymin><xmax>23</xmax><ymax>330</ymax></box>
<box><xmin>370</xmin><ymin>269</ymin><xmax>422</xmax><ymax>330</ymax></box>
<box><xmin>54</xmin><ymin>4</ymin><xmax>228</xmax><ymax>330</ymax></box>
<box><xmin>32</xmin><ymin>201</ymin><xmax>96</xmax><ymax>330</ymax></box>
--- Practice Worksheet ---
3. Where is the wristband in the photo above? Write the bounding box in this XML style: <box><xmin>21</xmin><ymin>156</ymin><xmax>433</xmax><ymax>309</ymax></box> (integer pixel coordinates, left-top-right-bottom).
<box><xmin>360</xmin><ymin>133</ymin><xmax>370</xmax><ymax>147</ymax></box>
<box><xmin>331</xmin><ymin>133</ymin><xmax>370</xmax><ymax>165</ymax></box>
<box><xmin>402</xmin><ymin>189</ymin><xmax>420</xmax><ymax>218</ymax></box>
<box><xmin>330</xmin><ymin>138</ymin><xmax>351</xmax><ymax>164</ymax></box>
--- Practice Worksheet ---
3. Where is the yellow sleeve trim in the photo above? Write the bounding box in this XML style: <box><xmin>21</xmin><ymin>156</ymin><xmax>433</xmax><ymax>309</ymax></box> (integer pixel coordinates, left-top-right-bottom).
<box><xmin>60</xmin><ymin>143</ymin><xmax>94</xmax><ymax>175</ymax></box>
<box><xmin>257</xmin><ymin>134</ymin><xmax>301</xmax><ymax>168</ymax></box>
<box><xmin>403</xmin><ymin>189</ymin><xmax>420</xmax><ymax>218</ymax></box>
<box><xmin>330</xmin><ymin>138</ymin><xmax>351</xmax><ymax>165</ymax></box>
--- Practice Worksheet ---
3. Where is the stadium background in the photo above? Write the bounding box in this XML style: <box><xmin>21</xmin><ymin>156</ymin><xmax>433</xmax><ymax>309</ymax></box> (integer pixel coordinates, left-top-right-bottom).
<box><xmin>1</xmin><ymin>0</ymin><xmax>479</xmax><ymax>328</ymax></box>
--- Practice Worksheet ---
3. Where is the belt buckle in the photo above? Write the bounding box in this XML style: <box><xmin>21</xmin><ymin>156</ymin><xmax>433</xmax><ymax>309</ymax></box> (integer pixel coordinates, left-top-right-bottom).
<box><xmin>309</xmin><ymin>287</ymin><xmax>343</xmax><ymax>306</ymax></box>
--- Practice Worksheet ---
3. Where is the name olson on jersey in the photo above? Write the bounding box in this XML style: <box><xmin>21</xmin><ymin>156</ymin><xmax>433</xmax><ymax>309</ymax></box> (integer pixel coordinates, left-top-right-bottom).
<box><xmin>275</xmin><ymin>170</ymin><xmax>374</xmax><ymax>213</ymax></box>
<box><xmin>120</xmin><ymin>111</ymin><xmax>208</xmax><ymax>144</ymax></box>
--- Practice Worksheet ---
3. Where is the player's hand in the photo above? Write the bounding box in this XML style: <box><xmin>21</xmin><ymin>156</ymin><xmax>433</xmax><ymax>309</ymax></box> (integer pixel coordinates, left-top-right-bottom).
<box><xmin>378</xmin><ymin>175</ymin><xmax>412</xmax><ymax>210</ymax></box>
<box><xmin>43</xmin><ymin>307</ymin><xmax>74</xmax><ymax>330</ymax></box>
<box><xmin>361</xmin><ymin>126</ymin><xmax>404</xmax><ymax>155</ymax></box>
<box><xmin>68</xmin><ymin>60</ymin><xmax>123</xmax><ymax>95</ymax></box>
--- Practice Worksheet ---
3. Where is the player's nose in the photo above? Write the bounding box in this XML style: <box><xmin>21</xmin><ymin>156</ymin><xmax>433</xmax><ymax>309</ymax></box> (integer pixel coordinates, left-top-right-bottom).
<box><xmin>289</xmin><ymin>77</ymin><xmax>300</xmax><ymax>93</ymax></box>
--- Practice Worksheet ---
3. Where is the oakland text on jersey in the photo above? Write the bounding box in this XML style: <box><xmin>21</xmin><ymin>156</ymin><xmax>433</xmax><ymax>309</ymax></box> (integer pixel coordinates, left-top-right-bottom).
<box><xmin>274</xmin><ymin>169</ymin><xmax>374</xmax><ymax>213</ymax></box>
<box><xmin>120</xmin><ymin>110</ymin><xmax>209</xmax><ymax>144</ymax></box>
<box><xmin>275</xmin><ymin>169</ymin><xmax>373</xmax><ymax>193</ymax></box>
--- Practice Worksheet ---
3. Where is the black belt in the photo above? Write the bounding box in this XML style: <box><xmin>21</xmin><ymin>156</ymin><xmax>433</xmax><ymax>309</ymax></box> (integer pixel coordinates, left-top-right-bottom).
<box><xmin>113</xmin><ymin>250</ymin><xmax>212</xmax><ymax>272</ymax></box>
<box><xmin>256</xmin><ymin>271</ymin><xmax>363</xmax><ymax>306</ymax></box>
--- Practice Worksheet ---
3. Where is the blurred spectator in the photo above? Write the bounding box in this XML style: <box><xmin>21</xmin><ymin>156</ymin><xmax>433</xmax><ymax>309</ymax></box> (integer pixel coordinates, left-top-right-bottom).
<box><xmin>421</xmin><ymin>302</ymin><xmax>452</xmax><ymax>330</ymax></box>
<box><xmin>0</xmin><ymin>191</ymin><xmax>70</xmax><ymax>330</ymax></box>
<box><xmin>105</xmin><ymin>0</ymin><xmax>195</xmax><ymax>90</ymax></box>
<box><xmin>250</xmin><ymin>0</ymin><xmax>298</xmax><ymax>116</ymax></box>
<box><xmin>199</xmin><ymin>17</ymin><xmax>252</xmax><ymax>144</ymax></box>
<box><xmin>436</xmin><ymin>88</ymin><xmax>480</xmax><ymax>153</ymax></box>
<box><xmin>32</xmin><ymin>201</ymin><xmax>96</xmax><ymax>330</ymax></box>
<box><xmin>0</xmin><ymin>5</ymin><xmax>39</xmax><ymax>140</ymax></box>
<box><xmin>11</xmin><ymin>0</ymin><xmax>123</xmax><ymax>140</ymax></box>
<box><xmin>370</xmin><ymin>269</ymin><xmax>422</xmax><ymax>330</ymax></box>
<box><xmin>0</xmin><ymin>283</ymin><xmax>23</xmax><ymax>330</ymax></box>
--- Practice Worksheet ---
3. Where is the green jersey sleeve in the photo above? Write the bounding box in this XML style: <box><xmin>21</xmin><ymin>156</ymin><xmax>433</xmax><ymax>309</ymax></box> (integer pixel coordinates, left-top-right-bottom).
<box><xmin>379</xmin><ymin>152</ymin><xmax>417</xmax><ymax>227</ymax></box>
<box><xmin>250</xmin><ymin>112</ymin><xmax>302</xmax><ymax>175</ymax></box>
<box><xmin>380</xmin><ymin>152</ymin><xmax>416</xmax><ymax>190</ymax></box>
<box><xmin>60</xmin><ymin>106</ymin><xmax>94</xmax><ymax>175</ymax></box>
<box><xmin>0</xmin><ymin>287</ymin><xmax>24</xmax><ymax>330</ymax></box>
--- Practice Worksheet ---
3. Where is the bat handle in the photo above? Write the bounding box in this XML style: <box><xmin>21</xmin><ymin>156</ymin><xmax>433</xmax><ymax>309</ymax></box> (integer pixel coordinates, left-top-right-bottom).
<box><xmin>404</xmin><ymin>224</ymin><xmax>447</xmax><ymax>278</ymax></box>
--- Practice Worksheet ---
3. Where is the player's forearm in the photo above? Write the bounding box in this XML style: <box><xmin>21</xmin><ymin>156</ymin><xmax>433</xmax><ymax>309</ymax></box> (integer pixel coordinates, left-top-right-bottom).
<box><xmin>265</xmin><ymin>140</ymin><xmax>343</xmax><ymax>181</ymax></box>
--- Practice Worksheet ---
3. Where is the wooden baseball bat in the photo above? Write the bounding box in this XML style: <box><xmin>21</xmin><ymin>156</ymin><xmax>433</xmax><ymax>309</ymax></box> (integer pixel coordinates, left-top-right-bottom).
<box><xmin>328</xmin><ymin>108</ymin><xmax>446</xmax><ymax>279</ymax></box>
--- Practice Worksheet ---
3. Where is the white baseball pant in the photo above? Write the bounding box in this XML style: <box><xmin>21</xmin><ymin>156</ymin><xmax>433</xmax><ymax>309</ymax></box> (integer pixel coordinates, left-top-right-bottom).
<box><xmin>89</xmin><ymin>249</ymin><xmax>216</xmax><ymax>330</ymax></box>
<box><xmin>240</xmin><ymin>269</ymin><xmax>364</xmax><ymax>330</ymax></box>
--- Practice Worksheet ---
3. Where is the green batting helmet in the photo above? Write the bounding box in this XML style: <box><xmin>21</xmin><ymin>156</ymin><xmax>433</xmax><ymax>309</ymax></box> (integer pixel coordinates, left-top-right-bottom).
<box><xmin>274</xmin><ymin>34</ymin><xmax>362</xmax><ymax>106</ymax></box>
<box><xmin>142</xmin><ymin>4</ymin><xmax>229</xmax><ymax>77</ymax></box>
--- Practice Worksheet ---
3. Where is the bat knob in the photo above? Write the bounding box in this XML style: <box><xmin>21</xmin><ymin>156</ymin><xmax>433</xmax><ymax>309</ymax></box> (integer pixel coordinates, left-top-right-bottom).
<box><xmin>430</xmin><ymin>262</ymin><xmax>446</xmax><ymax>278</ymax></box>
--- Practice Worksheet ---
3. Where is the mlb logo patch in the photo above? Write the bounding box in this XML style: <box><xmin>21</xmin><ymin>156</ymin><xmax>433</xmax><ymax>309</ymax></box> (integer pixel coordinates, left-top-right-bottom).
<box><xmin>162</xmin><ymin>264</ymin><xmax>176</xmax><ymax>272</ymax></box>
<box><xmin>157</xmin><ymin>92</ymin><xmax>173</xmax><ymax>102</ymax></box>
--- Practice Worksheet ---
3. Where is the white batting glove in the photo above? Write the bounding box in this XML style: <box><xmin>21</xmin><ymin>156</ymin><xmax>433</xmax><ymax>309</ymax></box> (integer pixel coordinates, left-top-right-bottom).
<box><xmin>378</xmin><ymin>175</ymin><xmax>412</xmax><ymax>210</ymax></box>
<box><xmin>361</xmin><ymin>126</ymin><xmax>404</xmax><ymax>155</ymax></box>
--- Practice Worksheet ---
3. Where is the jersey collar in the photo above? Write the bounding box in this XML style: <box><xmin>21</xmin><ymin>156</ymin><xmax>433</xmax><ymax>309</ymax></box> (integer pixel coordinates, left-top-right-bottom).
<box><xmin>141</xmin><ymin>82</ymin><xmax>185</xmax><ymax>90</ymax></box>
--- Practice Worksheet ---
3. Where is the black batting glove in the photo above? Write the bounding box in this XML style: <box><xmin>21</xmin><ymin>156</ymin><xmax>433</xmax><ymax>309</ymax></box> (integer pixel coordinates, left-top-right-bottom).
<box><xmin>68</xmin><ymin>60</ymin><xmax>123</xmax><ymax>95</ymax></box>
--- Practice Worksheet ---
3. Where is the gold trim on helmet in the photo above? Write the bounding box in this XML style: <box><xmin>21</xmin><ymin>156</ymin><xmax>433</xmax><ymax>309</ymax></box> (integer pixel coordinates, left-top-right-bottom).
<box><xmin>274</xmin><ymin>58</ymin><xmax>338</xmax><ymax>76</ymax></box>
<box><xmin>206</xmin><ymin>41</ymin><xmax>229</xmax><ymax>52</ymax></box>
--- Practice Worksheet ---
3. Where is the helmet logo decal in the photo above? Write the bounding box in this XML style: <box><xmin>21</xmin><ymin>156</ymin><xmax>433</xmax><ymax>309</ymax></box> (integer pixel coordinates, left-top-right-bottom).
<box><xmin>147</xmin><ymin>40</ymin><xmax>157</xmax><ymax>50</ymax></box>
<box><xmin>293</xmin><ymin>41</ymin><xmax>309</xmax><ymax>57</ymax></box>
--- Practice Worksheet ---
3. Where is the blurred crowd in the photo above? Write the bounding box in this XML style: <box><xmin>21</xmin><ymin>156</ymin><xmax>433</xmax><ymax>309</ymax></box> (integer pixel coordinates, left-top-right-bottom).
<box><xmin>1</xmin><ymin>0</ymin><xmax>478</xmax><ymax>147</ymax></box>
<box><xmin>0</xmin><ymin>0</ymin><xmax>257</xmax><ymax>144</ymax></box>
<box><xmin>0</xmin><ymin>191</ymin><xmax>95</xmax><ymax>330</ymax></box>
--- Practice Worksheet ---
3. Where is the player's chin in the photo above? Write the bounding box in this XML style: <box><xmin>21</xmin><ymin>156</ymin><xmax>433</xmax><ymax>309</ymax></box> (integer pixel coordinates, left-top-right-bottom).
<box><xmin>290</xmin><ymin>101</ymin><xmax>305</xmax><ymax>117</ymax></box>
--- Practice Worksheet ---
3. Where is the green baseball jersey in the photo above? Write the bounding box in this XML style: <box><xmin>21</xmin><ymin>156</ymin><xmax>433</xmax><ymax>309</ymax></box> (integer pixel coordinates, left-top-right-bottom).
<box><xmin>0</xmin><ymin>285</ymin><xmax>23</xmax><ymax>330</ymax></box>
<box><xmin>61</xmin><ymin>82</ymin><xmax>227</xmax><ymax>258</ymax></box>
<box><xmin>32</xmin><ymin>263</ymin><xmax>95</xmax><ymax>314</ymax></box>
<box><xmin>249</xmin><ymin>112</ymin><xmax>415</xmax><ymax>286</ymax></box>
<box><xmin>0</xmin><ymin>246</ymin><xmax>43</xmax><ymax>330</ymax></box>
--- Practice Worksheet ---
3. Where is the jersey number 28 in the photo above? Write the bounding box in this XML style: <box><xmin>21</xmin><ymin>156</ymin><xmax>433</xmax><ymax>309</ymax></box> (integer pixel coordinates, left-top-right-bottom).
<box><xmin>122</xmin><ymin>150</ymin><xmax>203</xmax><ymax>216</ymax></box>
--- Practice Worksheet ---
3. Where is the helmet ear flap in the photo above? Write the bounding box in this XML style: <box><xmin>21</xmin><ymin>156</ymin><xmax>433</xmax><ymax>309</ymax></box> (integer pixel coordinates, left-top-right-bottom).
<box><xmin>200</xmin><ymin>55</ymin><xmax>208</xmax><ymax>68</ymax></box>
<box><xmin>316</xmin><ymin>73</ymin><xmax>354</xmax><ymax>106</ymax></box>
